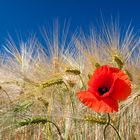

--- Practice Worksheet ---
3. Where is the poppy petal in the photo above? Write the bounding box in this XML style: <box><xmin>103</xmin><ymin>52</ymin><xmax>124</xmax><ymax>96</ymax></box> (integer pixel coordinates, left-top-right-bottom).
<box><xmin>76</xmin><ymin>65</ymin><xmax>131</xmax><ymax>113</ymax></box>
<box><xmin>87</xmin><ymin>97</ymin><xmax>118</xmax><ymax>113</ymax></box>
<box><xmin>76</xmin><ymin>91</ymin><xmax>100</xmax><ymax>109</ymax></box>
<box><xmin>88</xmin><ymin>65</ymin><xmax>110</xmax><ymax>87</ymax></box>
<box><xmin>76</xmin><ymin>91</ymin><xmax>118</xmax><ymax>113</ymax></box>
<box><xmin>88</xmin><ymin>73</ymin><xmax>115</xmax><ymax>97</ymax></box>
<box><xmin>109</xmin><ymin>67</ymin><xmax>131</xmax><ymax>100</ymax></box>
<box><xmin>100</xmin><ymin>97</ymin><xmax>118</xmax><ymax>112</ymax></box>
<box><xmin>111</xmin><ymin>77</ymin><xmax>131</xmax><ymax>100</ymax></box>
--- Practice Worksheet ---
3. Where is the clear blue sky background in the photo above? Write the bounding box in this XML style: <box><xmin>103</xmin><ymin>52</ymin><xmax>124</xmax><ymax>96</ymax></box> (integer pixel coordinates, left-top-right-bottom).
<box><xmin>0</xmin><ymin>0</ymin><xmax>139</xmax><ymax>44</ymax></box>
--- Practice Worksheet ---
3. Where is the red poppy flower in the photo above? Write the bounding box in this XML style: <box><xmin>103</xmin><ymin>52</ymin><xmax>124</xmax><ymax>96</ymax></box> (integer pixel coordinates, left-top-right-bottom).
<box><xmin>76</xmin><ymin>65</ymin><xmax>131</xmax><ymax>113</ymax></box>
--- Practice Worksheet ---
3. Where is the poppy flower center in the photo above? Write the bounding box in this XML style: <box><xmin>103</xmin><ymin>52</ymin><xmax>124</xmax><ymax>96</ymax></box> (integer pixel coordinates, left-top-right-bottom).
<box><xmin>98</xmin><ymin>87</ymin><xmax>109</xmax><ymax>95</ymax></box>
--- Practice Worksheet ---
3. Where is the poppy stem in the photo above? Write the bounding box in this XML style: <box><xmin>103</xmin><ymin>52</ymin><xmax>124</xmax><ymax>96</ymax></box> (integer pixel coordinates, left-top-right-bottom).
<box><xmin>103</xmin><ymin>113</ymin><xmax>121</xmax><ymax>140</ymax></box>
<box><xmin>109</xmin><ymin>123</ymin><xmax>121</xmax><ymax>140</ymax></box>
<box><xmin>103</xmin><ymin>113</ymin><xmax>110</xmax><ymax>140</ymax></box>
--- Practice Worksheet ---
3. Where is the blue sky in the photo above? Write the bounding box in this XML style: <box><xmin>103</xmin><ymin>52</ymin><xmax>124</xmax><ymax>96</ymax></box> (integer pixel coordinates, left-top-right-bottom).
<box><xmin>0</xmin><ymin>0</ymin><xmax>139</xmax><ymax>44</ymax></box>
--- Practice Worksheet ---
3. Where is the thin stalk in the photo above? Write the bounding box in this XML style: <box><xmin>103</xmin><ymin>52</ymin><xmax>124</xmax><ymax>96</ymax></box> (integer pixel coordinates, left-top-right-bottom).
<box><xmin>0</xmin><ymin>88</ymin><xmax>12</xmax><ymax>104</ymax></box>
<box><xmin>79</xmin><ymin>75</ymin><xmax>86</xmax><ymax>89</ymax></box>
<box><xmin>109</xmin><ymin>123</ymin><xmax>121</xmax><ymax>140</ymax></box>
<box><xmin>103</xmin><ymin>113</ymin><xmax>121</xmax><ymax>140</ymax></box>
<box><xmin>103</xmin><ymin>113</ymin><xmax>110</xmax><ymax>139</ymax></box>
<box><xmin>47</xmin><ymin>120</ymin><xmax>63</xmax><ymax>140</ymax></box>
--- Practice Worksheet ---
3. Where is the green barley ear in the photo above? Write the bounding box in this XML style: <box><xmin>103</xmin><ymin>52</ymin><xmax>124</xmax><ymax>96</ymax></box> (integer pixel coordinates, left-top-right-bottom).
<box><xmin>38</xmin><ymin>78</ymin><xmax>64</xmax><ymax>88</ymax></box>
<box><xmin>83</xmin><ymin>115</ymin><xmax>107</xmax><ymax>125</ymax></box>
<box><xmin>18</xmin><ymin>117</ymin><xmax>63</xmax><ymax>139</ymax></box>
<box><xmin>17</xmin><ymin>117</ymin><xmax>48</xmax><ymax>126</ymax></box>
<box><xmin>83</xmin><ymin>115</ymin><xmax>117</xmax><ymax>125</ymax></box>
<box><xmin>65</xmin><ymin>68</ymin><xmax>81</xmax><ymax>75</ymax></box>
<box><xmin>114</xmin><ymin>56</ymin><xmax>123</xmax><ymax>69</ymax></box>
